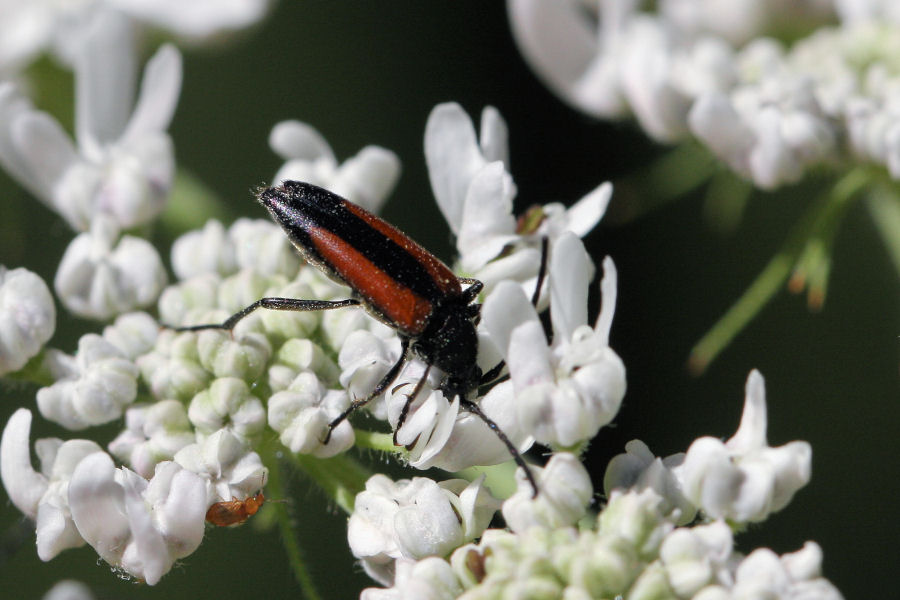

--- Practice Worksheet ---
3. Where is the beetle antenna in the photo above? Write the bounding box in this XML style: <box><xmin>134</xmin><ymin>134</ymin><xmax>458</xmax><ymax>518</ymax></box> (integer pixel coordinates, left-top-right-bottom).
<box><xmin>459</xmin><ymin>398</ymin><xmax>539</xmax><ymax>498</ymax></box>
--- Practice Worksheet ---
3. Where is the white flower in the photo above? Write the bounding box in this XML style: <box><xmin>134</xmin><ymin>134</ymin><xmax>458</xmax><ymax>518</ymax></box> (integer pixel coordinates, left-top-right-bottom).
<box><xmin>173</xmin><ymin>428</ymin><xmax>268</xmax><ymax>504</ymax></box>
<box><xmin>228</xmin><ymin>218</ymin><xmax>303</xmax><ymax>278</ymax></box>
<box><xmin>0</xmin><ymin>409</ymin><xmax>102</xmax><ymax>560</ymax></box>
<box><xmin>100</xmin><ymin>311</ymin><xmax>158</xmax><ymax>360</ymax></box>
<box><xmin>604</xmin><ymin>439</ymin><xmax>696</xmax><ymax>525</ymax></box>
<box><xmin>136</xmin><ymin>329</ymin><xmax>212</xmax><ymax>402</ymax></box>
<box><xmin>348</xmin><ymin>474</ymin><xmax>500</xmax><ymax>586</ymax></box>
<box><xmin>171</xmin><ymin>218</ymin><xmax>302</xmax><ymax>281</ymax></box>
<box><xmin>0</xmin><ymin>2</ymin><xmax>268</xmax><ymax>74</ymax></box>
<box><xmin>424</xmin><ymin>103</ymin><xmax>610</xmax><ymax>291</ymax></box>
<box><xmin>694</xmin><ymin>542</ymin><xmax>845</xmax><ymax>600</ymax></box>
<box><xmin>0</xmin><ymin>266</ymin><xmax>55</xmax><ymax>375</ymax></box>
<box><xmin>36</xmin><ymin>333</ymin><xmax>139</xmax><ymax>430</ymax></box>
<box><xmin>108</xmin><ymin>400</ymin><xmax>196</xmax><ymax>478</ymax></box>
<box><xmin>675</xmin><ymin>370</ymin><xmax>812</xmax><ymax>523</ymax></box>
<box><xmin>658</xmin><ymin>520</ymin><xmax>735</xmax><ymax>597</ymax></box>
<box><xmin>482</xmin><ymin>235</ymin><xmax>626</xmax><ymax>448</ymax></box>
<box><xmin>338</xmin><ymin>330</ymin><xmax>404</xmax><ymax>422</ymax></box>
<box><xmin>54</xmin><ymin>217</ymin><xmax>168</xmax><ymax>320</ymax></box>
<box><xmin>507</xmin><ymin>1</ymin><xmax>865</xmax><ymax>188</ymax></box>
<box><xmin>270</xmin><ymin>119</ymin><xmax>400</xmax><ymax>214</ymax></box>
<box><xmin>170</xmin><ymin>220</ymin><xmax>236</xmax><ymax>280</ymax></box>
<box><xmin>188</xmin><ymin>377</ymin><xmax>266</xmax><ymax>441</ymax></box>
<box><xmin>267</xmin><ymin>371</ymin><xmax>354</xmax><ymax>458</ymax></box>
<box><xmin>42</xmin><ymin>580</ymin><xmax>95</xmax><ymax>600</ymax></box>
<box><xmin>0</xmin><ymin>12</ymin><xmax>180</xmax><ymax>231</ymax></box>
<box><xmin>391</xmin><ymin>372</ymin><xmax>534</xmax><ymax>472</ymax></box>
<box><xmin>361</xmin><ymin>557</ymin><xmax>463</xmax><ymax>600</ymax></box>
<box><xmin>108</xmin><ymin>0</ymin><xmax>271</xmax><ymax>39</ymax></box>
<box><xmin>68</xmin><ymin>453</ymin><xmax>207</xmax><ymax>585</ymax></box>
<box><xmin>501</xmin><ymin>452</ymin><xmax>593</xmax><ymax>532</ymax></box>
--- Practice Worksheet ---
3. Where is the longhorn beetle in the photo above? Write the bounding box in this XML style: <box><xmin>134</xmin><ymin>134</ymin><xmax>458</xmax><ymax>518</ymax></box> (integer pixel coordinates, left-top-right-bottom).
<box><xmin>178</xmin><ymin>181</ymin><xmax>546</xmax><ymax>497</ymax></box>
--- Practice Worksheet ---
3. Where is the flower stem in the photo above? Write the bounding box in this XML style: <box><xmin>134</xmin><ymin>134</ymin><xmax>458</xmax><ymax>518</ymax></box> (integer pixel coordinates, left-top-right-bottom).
<box><xmin>688</xmin><ymin>168</ymin><xmax>870</xmax><ymax>374</ymax></box>
<box><xmin>612</xmin><ymin>142</ymin><xmax>718</xmax><ymax>223</ymax></box>
<box><xmin>352</xmin><ymin>429</ymin><xmax>398</xmax><ymax>454</ymax></box>
<box><xmin>265</xmin><ymin>454</ymin><xmax>324</xmax><ymax>600</ymax></box>
<box><xmin>865</xmin><ymin>183</ymin><xmax>900</xmax><ymax>278</ymax></box>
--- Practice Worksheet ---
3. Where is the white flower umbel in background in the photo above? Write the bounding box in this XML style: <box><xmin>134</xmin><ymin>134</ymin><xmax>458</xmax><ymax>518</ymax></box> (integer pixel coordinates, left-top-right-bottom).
<box><xmin>0</xmin><ymin>1</ymin><xmax>270</xmax><ymax>75</ymax></box>
<box><xmin>0</xmin><ymin>266</ymin><xmax>55</xmax><ymax>376</ymax></box>
<box><xmin>510</xmin><ymin>0</ymin><xmax>900</xmax><ymax>373</ymax></box>
<box><xmin>0</xmin><ymin>11</ymin><xmax>177</xmax><ymax>319</ymax></box>
<box><xmin>0</xmin><ymin>11</ymin><xmax>181</xmax><ymax>232</ymax></box>
<box><xmin>424</xmin><ymin>102</ymin><xmax>612</xmax><ymax>295</ymax></box>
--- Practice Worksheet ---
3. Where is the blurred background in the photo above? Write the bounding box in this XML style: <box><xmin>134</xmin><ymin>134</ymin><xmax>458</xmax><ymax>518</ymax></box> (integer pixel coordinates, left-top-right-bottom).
<box><xmin>0</xmin><ymin>2</ymin><xmax>896</xmax><ymax>598</ymax></box>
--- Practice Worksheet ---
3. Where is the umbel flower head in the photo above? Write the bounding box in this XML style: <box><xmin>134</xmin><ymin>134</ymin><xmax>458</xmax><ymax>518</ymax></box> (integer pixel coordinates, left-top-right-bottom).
<box><xmin>356</xmin><ymin>376</ymin><xmax>838</xmax><ymax>600</ymax></box>
<box><xmin>0</xmin><ymin>103</ymin><xmax>625</xmax><ymax>585</ymax></box>
<box><xmin>0</xmin><ymin>50</ymin><xmax>841</xmax><ymax>593</ymax></box>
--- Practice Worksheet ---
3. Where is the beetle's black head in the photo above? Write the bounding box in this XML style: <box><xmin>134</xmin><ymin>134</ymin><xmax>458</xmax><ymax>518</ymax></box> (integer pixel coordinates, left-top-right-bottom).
<box><xmin>413</xmin><ymin>299</ymin><xmax>482</xmax><ymax>399</ymax></box>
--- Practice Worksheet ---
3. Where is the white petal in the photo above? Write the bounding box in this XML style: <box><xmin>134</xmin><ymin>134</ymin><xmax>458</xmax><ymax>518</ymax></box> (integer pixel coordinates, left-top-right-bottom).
<box><xmin>0</xmin><ymin>409</ymin><xmax>48</xmax><ymax>518</ymax></box>
<box><xmin>11</xmin><ymin>112</ymin><xmax>78</xmax><ymax>199</ymax></box>
<box><xmin>566</xmin><ymin>181</ymin><xmax>612</xmax><ymax>238</ymax></box>
<box><xmin>75</xmin><ymin>11</ymin><xmax>136</xmax><ymax>154</ymax></box>
<box><xmin>424</xmin><ymin>103</ymin><xmax>488</xmax><ymax>233</ymax></box>
<box><xmin>481</xmin><ymin>280</ymin><xmax>541</xmax><ymax>362</ymax></box>
<box><xmin>0</xmin><ymin>266</ymin><xmax>56</xmax><ymax>375</ymax></box>
<box><xmin>269</xmin><ymin>120</ymin><xmax>335</xmax><ymax>163</ymax></box>
<box><xmin>502</xmin><ymin>452</ymin><xmax>593</xmax><ymax>531</ymax></box>
<box><xmin>549</xmin><ymin>233</ymin><xmax>592</xmax><ymax>345</ymax></box>
<box><xmin>726</xmin><ymin>369</ymin><xmax>767</xmax><ymax>452</ymax></box>
<box><xmin>68</xmin><ymin>452</ymin><xmax>131</xmax><ymax>564</ymax></box>
<box><xmin>110</xmin><ymin>0</ymin><xmax>270</xmax><ymax>38</ymax></box>
<box><xmin>478</xmin><ymin>106</ymin><xmax>509</xmax><ymax>166</ymax></box>
<box><xmin>330</xmin><ymin>146</ymin><xmax>401</xmax><ymax>214</ymax></box>
<box><xmin>595</xmin><ymin>256</ymin><xmax>618</xmax><ymax>345</ymax></box>
<box><xmin>121</xmin><ymin>44</ymin><xmax>182</xmax><ymax>144</ymax></box>
<box><xmin>457</xmin><ymin>162</ymin><xmax>517</xmax><ymax>270</ymax></box>
<box><xmin>507</xmin><ymin>0</ymin><xmax>599</xmax><ymax>111</ymax></box>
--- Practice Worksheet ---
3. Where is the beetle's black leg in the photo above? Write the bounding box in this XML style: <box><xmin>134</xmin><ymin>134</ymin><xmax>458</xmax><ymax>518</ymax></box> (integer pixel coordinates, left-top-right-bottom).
<box><xmin>392</xmin><ymin>364</ymin><xmax>432</xmax><ymax>446</ymax></box>
<box><xmin>459</xmin><ymin>398</ymin><xmax>539</xmax><ymax>498</ymax></box>
<box><xmin>531</xmin><ymin>236</ymin><xmax>549</xmax><ymax>307</ymax></box>
<box><xmin>323</xmin><ymin>337</ymin><xmax>411</xmax><ymax>443</ymax></box>
<box><xmin>172</xmin><ymin>297</ymin><xmax>362</xmax><ymax>332</ymax></box>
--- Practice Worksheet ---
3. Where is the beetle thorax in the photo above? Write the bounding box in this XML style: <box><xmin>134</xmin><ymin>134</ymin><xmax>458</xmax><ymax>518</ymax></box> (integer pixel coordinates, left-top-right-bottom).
<box><xmin>412</xmin><ymin>300</ymin><xmax>481</xmax><ymax>398</ymax></box>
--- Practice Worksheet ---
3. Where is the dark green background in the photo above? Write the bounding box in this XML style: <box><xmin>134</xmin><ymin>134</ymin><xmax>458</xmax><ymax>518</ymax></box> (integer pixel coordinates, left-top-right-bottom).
<box><xmin>1</xmin><ymin>3</ymin><xmax>896</xmax><ymax>598</ymax></box>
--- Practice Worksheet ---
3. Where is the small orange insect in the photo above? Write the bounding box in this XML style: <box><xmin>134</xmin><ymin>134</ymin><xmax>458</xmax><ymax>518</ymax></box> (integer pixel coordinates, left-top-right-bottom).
<box><xmin>205</xmin><ymin>491</ymin><xmax>265</xmax><ymax>527</ymax></box>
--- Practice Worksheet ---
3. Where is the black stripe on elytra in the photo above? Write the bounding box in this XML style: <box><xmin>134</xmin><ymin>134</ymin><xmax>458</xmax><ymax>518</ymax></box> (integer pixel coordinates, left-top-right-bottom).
<box><xmin>260</xmin><ymin>182</ymin><xmax>452</xmax><ymax>304</ymax></box>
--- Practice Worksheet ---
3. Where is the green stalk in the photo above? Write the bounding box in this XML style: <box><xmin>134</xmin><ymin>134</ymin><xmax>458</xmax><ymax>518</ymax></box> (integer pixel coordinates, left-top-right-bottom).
<box><xmin>688</xmin><ymin>168</ymin><xmax>870</xmax><ymax>374</ymax></box>
<box><xmin>352</xmin><ymin>429</ymin><xmax>398</xmax><ymax>454</ymax></box>
<box><xmin>265</xmin><ymin>454</ymin><xmax>323</xmax><ymax>600</ymax></box>
<box><xmin>865</xmin><ymin>183</ymin><xmax>900</xmax><ymax>278</ymax></box>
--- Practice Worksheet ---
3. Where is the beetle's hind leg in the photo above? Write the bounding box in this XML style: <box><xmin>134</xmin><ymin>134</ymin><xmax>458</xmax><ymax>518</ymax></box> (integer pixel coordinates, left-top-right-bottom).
<box><xmin>323</xmin><ymin>337</ymin><xmax>411</xmax><ymax>444</ymax></box>
<box><xmin>171</xmin><ymin>297</ymin><xmax>362</xmax><ymax>332</ymax></box>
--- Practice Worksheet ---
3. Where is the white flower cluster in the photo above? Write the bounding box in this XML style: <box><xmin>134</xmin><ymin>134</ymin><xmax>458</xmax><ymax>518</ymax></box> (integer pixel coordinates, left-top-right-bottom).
<box><xmin>355</xmin><ymin>375</ymin><xmax>839</xmax><ymax>600</ymax></box>
<box><xmin>0</xmin><ymin>103</ymin><xmax>625</xmax><ymax>585</ymax></box>
<box><xmin>508</xmin><ymin>0</ymin><xmax>900</xmax><ymax>189</ymax></box>
<box><xmin>0</xmin><ymin>12</ymin><xmax>177</xmax><ymax>320</ymax></box>
<box><xmin>604</xmin><ymin>370</ymin><xmax>812</xmax><ymax>525</ymax></box>
<box><xmin>0</xmin><ymin>0</ymin><xmax>271</xmax><ymax>75</ymax></box>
